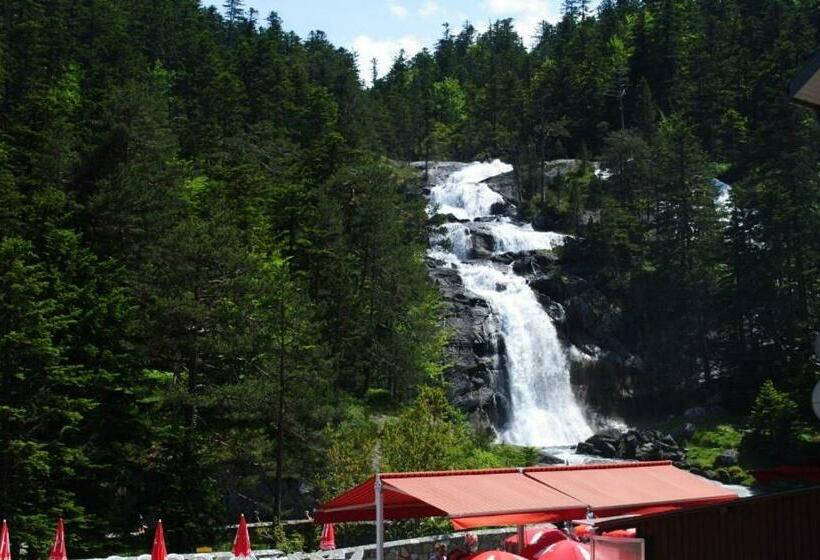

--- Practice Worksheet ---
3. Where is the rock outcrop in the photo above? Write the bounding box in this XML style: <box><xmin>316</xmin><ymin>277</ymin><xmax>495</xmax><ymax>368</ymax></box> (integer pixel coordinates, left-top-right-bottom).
<box><xmin>505</xmin><ymin>252</ymin><xmax>642</xmax><ymax>416</ymax></box>
<box><xmin>576</xmin><ymin>429</ymin><xmax>686</xmax><ymax>463</ymax></box>
<box><xmin>427</xmin><ymin>260</ymin><xmax>511</xmax><ymax>433</ymax></box>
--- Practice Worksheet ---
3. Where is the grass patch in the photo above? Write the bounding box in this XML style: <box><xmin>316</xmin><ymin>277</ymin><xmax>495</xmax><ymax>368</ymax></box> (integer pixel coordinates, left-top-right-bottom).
<box><xmin>686</xmin><ymin>424</ymin><xmax>754</xmax><ymax>485</ymax></box>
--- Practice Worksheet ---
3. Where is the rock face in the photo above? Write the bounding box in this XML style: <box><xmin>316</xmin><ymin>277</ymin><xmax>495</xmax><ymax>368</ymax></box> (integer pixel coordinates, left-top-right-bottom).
<box><xmin>481</xmin><ymin>171</ymin><xmax>521</xmax><ymax>218</ymax></box>
<box><xmin>576</xmin><ymin>429</ymin><xmax>686</xmax><ymax>463</ymax></box>
<box><xmin>507</xmin><ymin>252</ymin><xmax>642</xmax><ymax>417</ymax></box>
<box><xmin>427</xmin><ymin>261</ymin><xmax>511</xmax><ymax>432</ymax></box>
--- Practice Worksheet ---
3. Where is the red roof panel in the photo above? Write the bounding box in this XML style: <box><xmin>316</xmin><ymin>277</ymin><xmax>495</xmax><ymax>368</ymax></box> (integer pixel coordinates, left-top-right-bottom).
<box><xmin>314</xmin><ymin>462</ymin><xmax>738</xmax><ymax>527</ymax></box>
<box><xmin>525</xmin><ymin>461</ymin><xmax>738</xmax><ymax>517</ymax></box>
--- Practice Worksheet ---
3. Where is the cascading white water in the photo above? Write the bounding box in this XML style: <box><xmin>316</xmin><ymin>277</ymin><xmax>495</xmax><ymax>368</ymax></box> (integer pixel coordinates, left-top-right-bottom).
<box><xmin>428</xmin><ymin>161</ymin><xmax>594</xmax><ymax>447</ymax></box>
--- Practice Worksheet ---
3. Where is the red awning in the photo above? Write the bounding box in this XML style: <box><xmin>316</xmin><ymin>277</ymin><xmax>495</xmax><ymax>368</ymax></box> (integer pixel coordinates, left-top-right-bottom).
<box><xmin>314</xmin><ymin>468</ymin><xmax>587</xmax><ymax>528</ymax></box>
<box><xmin>315</xmin><ymin>461</ymin><xmax>738</xmax><ymax>528</ymax></box>
<box><xmin>524</xmin><ymin>461</ymin><xmax>738</xmax><ymax>517</ymax></box>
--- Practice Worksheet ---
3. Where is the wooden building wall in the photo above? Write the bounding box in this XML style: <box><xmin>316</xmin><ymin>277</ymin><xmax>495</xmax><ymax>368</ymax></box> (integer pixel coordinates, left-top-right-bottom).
<box><xmin>597</xmin><ymin>487</ymin><xmax>820</xmax><ymax>560</ymax></box>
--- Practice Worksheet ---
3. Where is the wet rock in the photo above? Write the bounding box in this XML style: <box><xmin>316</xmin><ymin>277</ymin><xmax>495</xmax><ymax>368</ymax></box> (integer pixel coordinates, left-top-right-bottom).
<box><xmin>481</xmin><ymin>171</ymin><xmax>521</xmax><ymax>207</ymax></box>
<box><xmin>536</xmin><ymin>451</ymin><xmax>567</xmax><ymax>466</ymax></box>
<box><xmin>576</xmin><ymin>441</ymin><xmax>597</xmax><ymax>455</ymax></box>
<box><xmin>635</xmin><ymin>442</ymin><xmax>661</xmax><ymax>461</ymax></box>
<box><xmin>673</xmin><ymin>422</ymin><xmax>697</xmax><ymax>443</ymax></box>
<box><xmin>528</xmin><ymin>273</ymin><xmax>566</xmax><ymax>301</ymax></box>
<box><xmin>490</xmin><ymin>201</ymin><xmax>516</xmax><ymax>218</ymax></box>
<box><xmin>512</xmin><ymin>256</ymin><xmax>538</xmax><ymax>276</ymax></box>
<box><xmin>491</xmin><ymin>252</ymin><xmax>518</xmax><ymax>265</ymax></box>
<box><xmin>469</xmin><ymin>229</ymin><xmax>495</xmax><ymax>259</ymax></box>
<box><xmin>453</xmin><ymin>387</ymin><xmax>496</xmax><ymax>409</ymax></box>
<box><xmin>429</xmin><ymin>213</ymin><xmax>465</xmax><ymax>226</ymax></box>
<box><xmin>714</xmin><ymin>449</ymin><xmax>739</xmax><ymax>468</ymax></box>
<box><xmin>684</xmin><ymin>407</ymin><xmax>707</xmax><ymax>421</ymax></box>
<box><xmin>544</xmin><ymin>301</ymin><xmax>567</xmax><ymax>326</ymax></box>
<box><xmin>578</xmin><ymin>429</ymin><xmax>687</xmax><ymax>463</ymax></box>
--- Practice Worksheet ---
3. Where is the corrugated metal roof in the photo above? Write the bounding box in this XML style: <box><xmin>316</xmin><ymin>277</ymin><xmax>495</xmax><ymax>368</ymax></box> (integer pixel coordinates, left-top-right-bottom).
<box><xmin>525</xmin><ymin>462</ymin><xmax>738</xmax><ymax>517</ymax></box>
<box><xmin>315</xmin><ymin>461</ymin><xmax>738</xmax><ymax>527</ymax></box>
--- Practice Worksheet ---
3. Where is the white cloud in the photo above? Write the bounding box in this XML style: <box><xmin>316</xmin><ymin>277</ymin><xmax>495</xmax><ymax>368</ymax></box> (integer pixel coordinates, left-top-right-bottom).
<box><xmin>418</xmin><ymin>1</ymin><xmax>441</xmax><ymax>17</ymax></box>
<box><xmin>389</xmin><ymin>2</ymin><xmax>408</xmax><ymax>18</ymax></box>
<box><xmin>352</xmin><ymin>35</ymin><xmax>423</xmax><ymax>86</ymax></box>
<box><xmin>483</xmin><ymin>0</ymin><xmax>563</xmax><ymax>45</ymax></box>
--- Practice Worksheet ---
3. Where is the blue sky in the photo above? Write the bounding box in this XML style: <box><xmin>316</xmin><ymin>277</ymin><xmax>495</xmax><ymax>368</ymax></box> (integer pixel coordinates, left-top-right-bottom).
<box><xmin>213</xmin><ymin>1</ymin><xmax>598</xmax><ymax>84</ymax></box>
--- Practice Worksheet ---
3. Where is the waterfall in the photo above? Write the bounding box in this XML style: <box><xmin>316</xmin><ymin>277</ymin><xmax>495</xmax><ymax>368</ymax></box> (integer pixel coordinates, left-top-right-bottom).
<box><xmin>427</xmin><ymin>161</ymin><xmax>593</xmax><ymax>447</ymax></box>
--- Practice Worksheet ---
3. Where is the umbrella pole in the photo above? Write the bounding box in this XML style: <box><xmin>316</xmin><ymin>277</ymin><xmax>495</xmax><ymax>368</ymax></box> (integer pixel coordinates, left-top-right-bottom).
<box><xmin>376</xmin><ymin>475</ymin><xmax>384</xmax><ymax>560</ymax></box>
<box><xmin>516</xmin><ymin>525</ymin><xmax>525</xmax><ymax>555</ymax></box>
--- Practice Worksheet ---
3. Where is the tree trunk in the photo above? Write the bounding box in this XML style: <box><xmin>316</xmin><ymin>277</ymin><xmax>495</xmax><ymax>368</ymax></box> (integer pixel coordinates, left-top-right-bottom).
<box><xmin>273</xmin><ymin>294</ymin><xmax>287</xmax><ymax>522</ymax></box>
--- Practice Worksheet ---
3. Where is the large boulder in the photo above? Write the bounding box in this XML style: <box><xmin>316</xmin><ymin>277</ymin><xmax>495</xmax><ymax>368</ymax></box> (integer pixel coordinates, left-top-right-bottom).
<box><xmin>577</xmin><ymin>429</ymin><xmax>687</xmax><ymax>463</ymax></box>
<box><xmin>481</xmin><ymin>171</ymin><xmax>522</xmax><ymax>207</ymax></box>
<box><xmin>672</xmin><ymin>422</ymin><xmax>697</xmax><ymax>443</ymax></box>
<box><xmin>536</xmin><ymin>451</ymin><xmax>567</xmax><ymax>465</ymax></box>
<box><xmin>714</xmin><ymin>449</ymin><xmax>739</xmax><ymax>468</ymax></box>
<box><xmin>466</xmin><ymin>226</ymin><xmax>496</xmax><ymax>259</ymax></box>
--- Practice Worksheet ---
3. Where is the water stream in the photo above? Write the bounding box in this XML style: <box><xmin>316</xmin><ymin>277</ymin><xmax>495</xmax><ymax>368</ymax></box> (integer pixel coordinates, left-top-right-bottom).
<box><xmin>427</xmin><ymin>161</ymin><xmax>594</xmax><ymax>447</ymax></box>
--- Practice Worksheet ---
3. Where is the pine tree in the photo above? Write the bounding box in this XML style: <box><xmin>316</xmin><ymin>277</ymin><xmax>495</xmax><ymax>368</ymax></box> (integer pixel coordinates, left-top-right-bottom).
<box><xmin>223</xmin><ymin>0</ymin><xmax>244</xmax><ymax>25</ymax></box>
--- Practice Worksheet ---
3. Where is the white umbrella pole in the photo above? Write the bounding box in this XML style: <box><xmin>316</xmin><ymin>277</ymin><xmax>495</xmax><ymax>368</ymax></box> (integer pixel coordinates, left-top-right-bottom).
<box><xmin>376</xmin><ymin>475</ymin><xmax>384</xmax><ymax>560</ymax></box>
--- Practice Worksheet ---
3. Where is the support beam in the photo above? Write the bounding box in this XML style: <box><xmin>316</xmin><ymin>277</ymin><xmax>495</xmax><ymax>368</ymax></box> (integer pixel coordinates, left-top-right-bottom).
<box><xmin>375</xmin><ymin>475</ymin><xmax>384</xmax><ymax>560</ymax></box>
<box><xmin>516</xmin><ymin>526</ymin><xmax>525</xmax><ymax>555</ymax></box>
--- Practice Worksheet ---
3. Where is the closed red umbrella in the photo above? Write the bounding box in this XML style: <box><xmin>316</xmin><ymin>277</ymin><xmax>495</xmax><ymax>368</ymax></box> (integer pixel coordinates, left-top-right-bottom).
<box><xmin>319</xmin><ymin>523</ymin><xmax>335</xmax><ymax>551</ymax></box>
<box><xmin>232</xmin><ymin>515</ymin><xmax>252</xmax><ymax>559</ymax></box>
<box><xmin>536</xmin><ymin>541</ymin><xmax>590</xmax><ymax>560</ymax></box>
<box><xmin>151</xmin><ymin>521</ymin><xmax>167</xmax><ymax>560</ymax></box>
<box><xmin>503</xmin><ymin>526</ymin><xmax>559</xmax><ymax>553</ymax></box>
<box><xmin>469</xmin><ymin>551</ymin><xmax>529</xmax><ymax>560</ymax></box>
<box><xmin>49</xmin><ymin>519</ymin><xmax>67</xmax><ymax>560</ymax></box>
<box><xmin>521</xmin><ymin>529</ymin><xmax>567</xmax><ymax>559</ymax></box>
<box><xmin>0</xmin><ymin>520</ymin><xmax>10</xmax><ymax>560</ymax></box>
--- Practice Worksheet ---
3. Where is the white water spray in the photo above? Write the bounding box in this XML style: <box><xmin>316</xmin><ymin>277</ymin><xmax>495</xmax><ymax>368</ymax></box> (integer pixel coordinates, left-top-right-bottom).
<box><xmin>427</xmin><ymin>161</ymin><xmax>593</xmax><ymax>447</ymax></box>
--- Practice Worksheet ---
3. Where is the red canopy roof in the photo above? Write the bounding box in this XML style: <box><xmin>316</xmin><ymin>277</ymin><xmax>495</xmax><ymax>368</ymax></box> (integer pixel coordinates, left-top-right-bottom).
<box><xmin>314</xmin><ymin>468</ymin><xmax>587</xmax><ymax>529</ymax></box>
<box><xmin>525</xmin><ymin>461</ymin><xmax>738</xmax><ymax>517</ymax></box>
<box><xmin>315</xmin><ymin>461</ymin><xmax>738</xmax><ymax>528</ymax></box>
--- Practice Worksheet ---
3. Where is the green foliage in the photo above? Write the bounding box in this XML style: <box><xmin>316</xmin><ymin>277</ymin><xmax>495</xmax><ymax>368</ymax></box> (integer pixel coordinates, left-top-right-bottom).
<box><xmin>271</xmin><ymin>524</ymin><xmax>305</xmax><ymax>554</ymax></box>
<box><xmin>749</xmin><ymin>380</ymin><xmax>799</xmax><ymax>439</ymax></box>
<box><xmin>320</xmin><ymin>387</ymin><xmax>538</xmax><ymax>502</ymax></box>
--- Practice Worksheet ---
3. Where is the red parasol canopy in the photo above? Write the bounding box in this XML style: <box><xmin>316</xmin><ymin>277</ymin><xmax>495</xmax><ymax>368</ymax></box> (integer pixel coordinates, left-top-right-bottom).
<box><xmin>536</xmin><ymin>541</ymin><xmax>590</xmax><ymax>560</ymax></box>
<box><xmin>469</xmin><ymin>551</ymin><xmax>528</xmax><ymax>560</ymax></box>
<box><xmin>232</xmin><ymin>515</ymin><xmax>252</xmax><ymax>559</ymax></box>
<box><xmin>151</xmin><ymin>521</ymin><xmax>167</xmax><ymax>560</ymax></box>
<box><xmin>49</xmin><ymin>519</ymin><xmax>67</xmax><ymax>560</ymax></box>
<box><xmin>0</xmin><ymin>520</ymin><xmax>10</xmax><ymax>560</ymax></box>
<box><xmin>503</xmin><ymin>527</ymin><xmax>566</xmax><ymax>559</ymax></box>
<box><xmin>319</xmin><ymin>524</ymin><xmax>336</xmax><ymax>551</ymax></box>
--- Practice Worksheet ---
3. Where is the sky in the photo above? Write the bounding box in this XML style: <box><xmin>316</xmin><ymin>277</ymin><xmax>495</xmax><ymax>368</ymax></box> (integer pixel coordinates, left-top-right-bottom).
<box><xmin>215</xmin><ymin>1</ymin><xmax>600</xmax><ymax>84</ymax></box>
